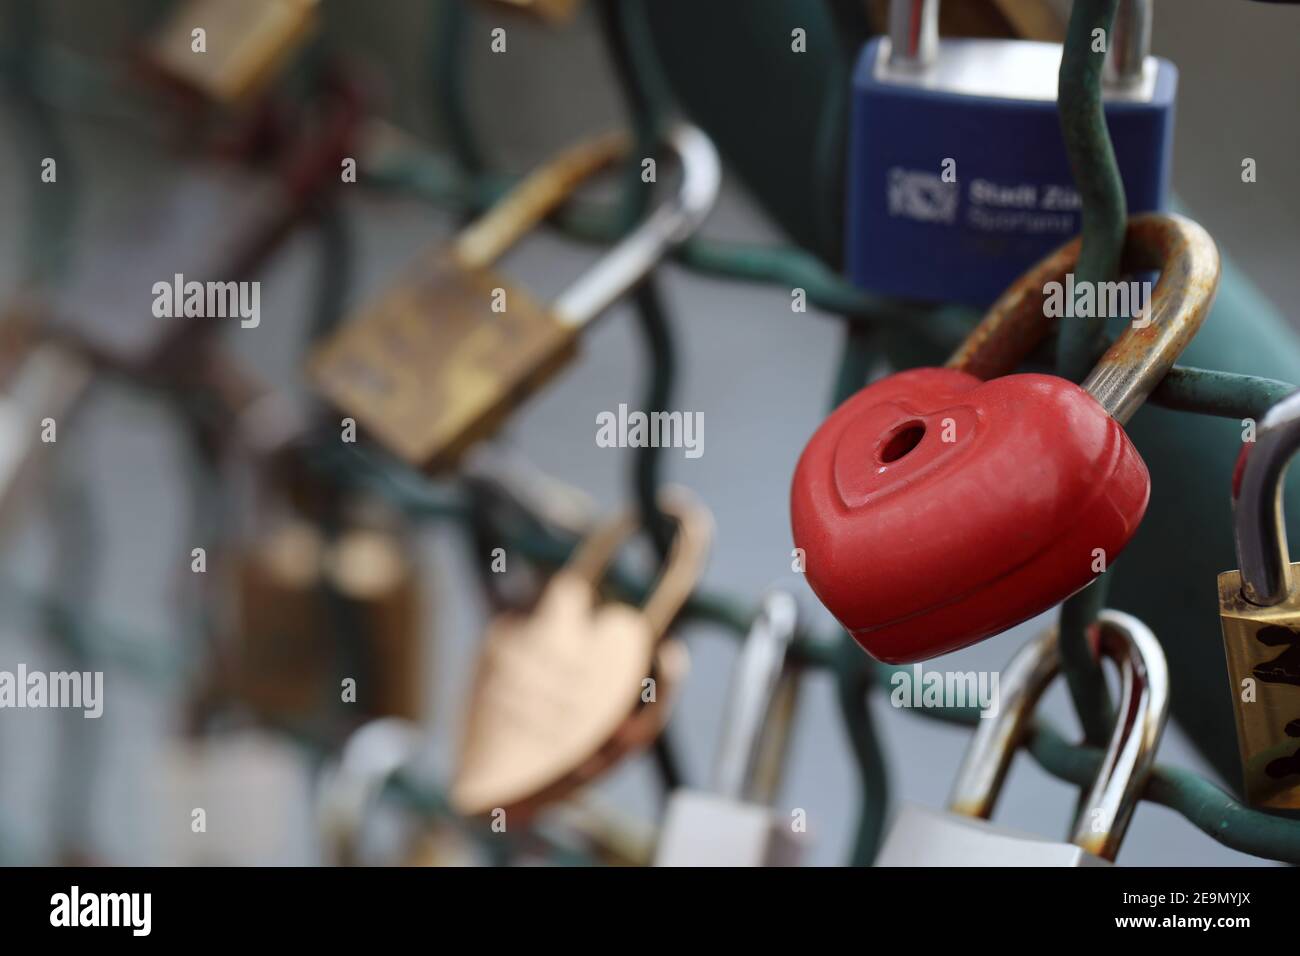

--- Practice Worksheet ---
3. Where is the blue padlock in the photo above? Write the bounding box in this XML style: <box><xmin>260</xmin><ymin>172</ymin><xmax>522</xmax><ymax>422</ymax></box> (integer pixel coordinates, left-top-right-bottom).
<box><xmin>846</xmin><ymin>0</ymin><xmax>1177</xmax><ymax>307</ymax></box>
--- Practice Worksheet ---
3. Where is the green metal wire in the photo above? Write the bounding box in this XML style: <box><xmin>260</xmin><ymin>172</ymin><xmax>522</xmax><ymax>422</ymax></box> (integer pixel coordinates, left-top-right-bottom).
<box><xmin>1152</xmin><ymin>366</ymin><xmax>1297</xmax><ymax>421</ymax></box>
<box><xmin>430</xmin><ymin>0</ymin><xmax>485</xmax><ymax>175</ymax></box>
<box><xmin>1055</xmin><ymin>0</ymin><xmax>1126</xmax><ymax>381</ymax></box>
<box><xmin>595</xmin><ymin>0</ymin><xmax>678</xmax><ymax>561</ymax></box>
<box><xmin>1053</xmin><ymin>0</ymin><xmax>1128</xmax><ymax>750</ymax></box>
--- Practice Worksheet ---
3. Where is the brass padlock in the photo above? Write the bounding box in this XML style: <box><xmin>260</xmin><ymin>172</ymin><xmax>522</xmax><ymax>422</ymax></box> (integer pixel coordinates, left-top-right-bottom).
<box><xmin>1219</xmin><ymin>388</ymin><xmax>1300</xmax><ymax>809</ymax></box>
<box><xmin>308</xmin><ymin>123</ymin><xmax>719</xmax><ymax>472</ymax></box>
<box><xmin>451</xmin><ymin>488</ymin><xmax>711</xmax><ymax>820</ymax></box>
<box><xmin>145</xmin><ymin>0</ymin><xmax>320</xmax><ymax>105</ymax></box>
<box><xmin>228</xmin><ymin>512</ymin><xmax>423</xmax><ymax>725</ymax></box>
<box><xmin>326</xmin><ymin>521</ymin><xmax>424</xmax><ymax>722</ymax></box>
<box><xmin>877</xmin><ymin>610</ymin><xmax>1169</xmax><ymax>865</ymax></box>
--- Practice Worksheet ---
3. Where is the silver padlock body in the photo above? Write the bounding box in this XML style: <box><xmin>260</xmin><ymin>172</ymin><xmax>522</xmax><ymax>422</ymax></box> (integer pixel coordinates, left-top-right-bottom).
<box><xmin>876</xmin><ymin>804</ymin><xmax>1109</xmax><ymax>867</ymax></box>
<box><xmin>654</xmin><ymin>791</ymin><xmax>801</xmax><ymax>867</ymax></box>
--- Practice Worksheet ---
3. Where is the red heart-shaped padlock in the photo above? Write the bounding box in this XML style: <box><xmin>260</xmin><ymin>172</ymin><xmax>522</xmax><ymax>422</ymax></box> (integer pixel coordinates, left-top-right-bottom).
<box><xmin>790</xmin><ymin>214</ymin><xmax>1221</xmax><ymax>663</ymax></box>
<box><xmin>790</xmin><ymin>367</ymin><xmax>1149</xmax><ymax>663</ymax></box>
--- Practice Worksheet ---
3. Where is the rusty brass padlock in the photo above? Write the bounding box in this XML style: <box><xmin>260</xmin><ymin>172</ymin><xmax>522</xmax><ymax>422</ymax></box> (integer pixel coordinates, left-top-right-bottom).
<box><xmin>229</xmin><ymin>510</ymin><xmax>423</xmax><ymax>724</ymax></box>
<box><xmin>451</xmin><ymin>488</ymin><xmax>711</xmax><ymax>820</ymax></box>
<box><xmin>145</xmin><ymin>0</ymin><xmax>320</xmax><ymax>105</ymax></box>
<box><xmin>1219</xmin><ymin>388</ymin><xmax>1300</xmax><ymax>809</ymax></box>
<box><xmin>309</xmin><ymin>122</ymin><xmax>719</xmax><ymax>472</ymax></box>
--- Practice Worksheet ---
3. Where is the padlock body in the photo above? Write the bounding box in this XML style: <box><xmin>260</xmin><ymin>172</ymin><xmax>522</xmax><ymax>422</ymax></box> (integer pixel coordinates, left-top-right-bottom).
<box><xmin>847</xmin><ymin>38</ymin><xmax>1176</xmax><ymax>307</ymax></box>
<box><xmin>1218</xmin><ymin>567</ymin><xmax>1300</xmax><ymax>810</ymax></box>
<box><xmin>654</xmin><ymin>791</ymin><xmax>801</xmax><ymax>867</ymax></box>
<box><xmin>876</xmin><ymin>804</ymin><xmax>1108</xmax><ymax>867</ymax></box>
<box><xmin>790</xmin><ymin>368</ymin><xmax>1149</xmax><ymax>663</ymax></box>
<box><xmin>147</xmin><ymin>0</ymin><xmax>319</xmax><ymax>104</ymax></box>
<box><xmin>310</xmin><ymin>256</ymin><xmax>579</xmax><ymax>471</ymax></box>
<box><xmin>231</xmin><ymin>522</ymin><xmax>423</xmax><ymax>724</ymax></box>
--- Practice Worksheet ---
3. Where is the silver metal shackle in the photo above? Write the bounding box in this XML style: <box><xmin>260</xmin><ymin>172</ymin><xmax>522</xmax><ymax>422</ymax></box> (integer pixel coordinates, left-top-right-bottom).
<box><xmin>887</xmin><ymin>0</ymin><xmax>938</xmax><ymax>69</ymax></box>
<box><xmin>317</xmin><ymin>718</ymin><xmax>424</xmax><ymax>865</ymax></box>
<box><xmin>712</xmin><ymin>590</ymin><xmax>799</xmax><ymax>801</ymax></box>
<box><xmin>1233</xmin><ymin>388</ymin><xmax>1300</xmax><ymax>606</ymax></box>
<box><xmin>887</xmin><ymin>0</ymin><xmax>1152</xmax><ymax>85</ymax></box>
<box><xmin>948</xmin><ymin>609</ymin><xmax>1169</xmax><ymax>862</ymax></box>
<box><xmin>550</xmin><ymin>121</ymin><xmax>720</xmax><ymax>328</ymax></box>
<box><xmin>1104</xmin><ymin>0</ymin><xmax>1153</xmax><ymax>90</ymax></box>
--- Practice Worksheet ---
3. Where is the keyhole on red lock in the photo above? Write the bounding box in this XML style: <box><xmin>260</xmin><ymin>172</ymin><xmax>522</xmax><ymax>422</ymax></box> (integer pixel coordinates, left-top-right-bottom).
<box><xmin>877</xmin><ymin>421</ymin><xmax>926</xmax><ymax>464</ymax></box>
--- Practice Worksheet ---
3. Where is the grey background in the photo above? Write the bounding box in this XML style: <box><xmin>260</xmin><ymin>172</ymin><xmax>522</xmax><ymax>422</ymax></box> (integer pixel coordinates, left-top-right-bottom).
<box><xmin>0</xmin><ymin>0</ymin><xmax>1297</xmax><ymax>865</ymax></box>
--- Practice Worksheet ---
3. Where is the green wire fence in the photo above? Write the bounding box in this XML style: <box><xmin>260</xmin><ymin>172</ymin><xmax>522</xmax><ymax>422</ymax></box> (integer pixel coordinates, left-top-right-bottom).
<box><xmin>5</xmin><ymin>0</ymin><xmax>1300</xmax><ymax>866</ymax></box>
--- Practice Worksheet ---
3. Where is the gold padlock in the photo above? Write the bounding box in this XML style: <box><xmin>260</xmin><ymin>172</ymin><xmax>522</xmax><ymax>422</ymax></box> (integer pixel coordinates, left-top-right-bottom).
<box><xmin>228</xmin><ymin>519</ymin><xmax>331</xmax><ymax>719</ymax></box>
<box><xmin>1219</xmin><ymin>389</ymin><xmax>1300</xmax><ymax>809</ymax></box>
<box><xmin>451</xmin><ymin>488</ymin><xmax>711</xmax><ymax>820</ymax></box>
<box><xmin>227</xmin><ymin>510</ymin><xmax>424</xmax><ymax>725</ymax></box>
<box><xmin>326</xmin><ymin>520</ymin><xmax>424</xmax><ymax>722</ymax></box>
<box><xmin>145</xmin><ymin>0</ymin><xmax>320</xmax><ymax>105</ymax></box>
<box><xmin>308</xmin><ymin>123</ymin><xmax>719</xmax><ymax>472</ymax></box>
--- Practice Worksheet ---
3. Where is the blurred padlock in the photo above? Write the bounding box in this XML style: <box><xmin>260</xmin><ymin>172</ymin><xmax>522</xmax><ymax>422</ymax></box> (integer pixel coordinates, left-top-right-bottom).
<box><xmin>876</xmin><ymin>610</ymin><xmax>1168</xmax><ymax>866</ymax></box>
<box><xmin>228</xmin><ymin>505</ymin><xmax>423</xmax><ymax>725</ymax></box>
<box><xmin>326</xmin><ymin>517</ymin><xmax>424</xmax><ymax>722</ymax></box>
<box><xmin>309</xmin><ymin>122</ymin><xmax>719</xmax><ymax>472</ymax></box>
<box><xmin>848</xmin><ymin>0</ymin><xmax>1176</xmax><ymax>305</ymax></box>
<box><xmin>655</xmin><ymin>591</ymin><xmax>803</xmax><ymax>867</ymax></box>
<box><xmin>451</xmin><ymin>489</ymin><xmax>710</xmax><ymax>819</ymax></box>
<box><xmin>1219</xmin><ymin>388</ymin><xmax>1300</xmax><ymax>809</ymax></box>
<box><xmin>144</xmin><ymin>0</ymin><xmax>320</xmax><ymax>105</ymax></box>
<box><xmin>229</xmin><ymin>519</ymin><xmax>331</xmax><ymax>719</ymax></box>
<box><xmin>318</xmin><ymin>718</ymin><xmax>429</xmax><ymax>866</ymax></box>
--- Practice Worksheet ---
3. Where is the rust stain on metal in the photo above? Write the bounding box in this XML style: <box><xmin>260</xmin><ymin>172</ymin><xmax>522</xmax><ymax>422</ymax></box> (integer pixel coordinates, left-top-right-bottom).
<box><xmin>947</xmin><ymin>214</ymin><xmax>1221</xmax><ymax>414</ymax></box>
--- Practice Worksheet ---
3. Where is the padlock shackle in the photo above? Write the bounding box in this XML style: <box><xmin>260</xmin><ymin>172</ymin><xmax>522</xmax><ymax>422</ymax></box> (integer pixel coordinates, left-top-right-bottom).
<box><xmin>564</xmin><ymin>485</ymin><xmax>713</xmax><ymax>639</ymax></box>
<box><xmin>319</xmin><ymin>718</ymin><xmax>424</xmax><ymax>865</ymax></box>
<box><xmin>887</xmin><ymin>0</ymin><xmax>938</xmax><ymax>69</ymax></box>
<box><xmin>452</xmin><ymin>131</ymin><xmax>629</xmax><ymax>271</ymax></box>
<box><xmin>1104</xmin><ymin>0</ymin><xmax>1153</xmax><ymax>90</ymax></box>
<box><xmin>1233</xmin><ymin>388</ymin><xmax>1300</xmax><ymax>606</ymax></box>
<box><xmin>947</xmin><ymin>609</ymin><xmax>1169</xmax><ymax>862</ymax></box>
<box><xmin>712</xmin><ymin>590</ymin><xmax>798</xmax><ymax>801</ymax></box>
<box><xmin>947</xmin><ymin>213</ymin><xmax>1220</xmax><ymax>425</ymax></box>
<box><xmin>550</xmin><ymin>122</ymin><xmax>720</xmax><ymax>328</ymax></box>
<box><xmin>451</xmin><ymin>123</ymin><xmax>719</xmax><ymax>314</ymax></box>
